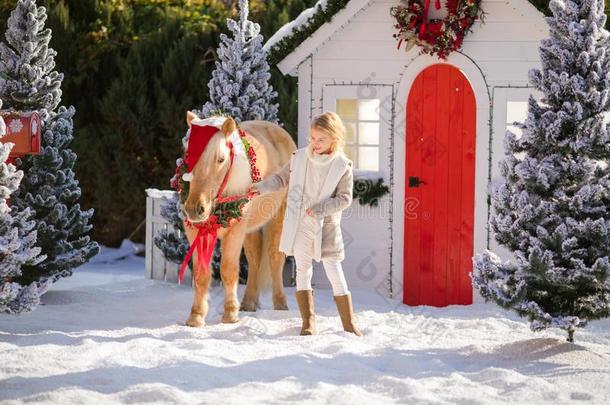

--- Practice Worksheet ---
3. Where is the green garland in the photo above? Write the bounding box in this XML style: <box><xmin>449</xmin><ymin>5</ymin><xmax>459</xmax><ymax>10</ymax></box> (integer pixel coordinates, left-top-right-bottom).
<box><xmin>210</xmin><ymin>198</ymin><xmax>252</xmax><ymax>228</ymax></box>
<box><xmin>352</xmin><ymin>177</ymin><xmax>389</xmax><ymax>207</ymax></box>
<box><xmin>267</xmin><ymin>0</ymin><xmax>351</xmax><ymax>66</ymax></box>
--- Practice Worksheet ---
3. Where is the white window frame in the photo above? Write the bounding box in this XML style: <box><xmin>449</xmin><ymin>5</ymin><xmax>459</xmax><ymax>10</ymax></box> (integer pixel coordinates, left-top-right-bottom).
<box><xmin>322</xmin><ymin>84</ymin><xmax>393</xmax><ymax>180</ymax></box>
<box><xmin>490</xmin><ymin>87</ymin><xmax>543</xmax><ymax>182</ymax></box>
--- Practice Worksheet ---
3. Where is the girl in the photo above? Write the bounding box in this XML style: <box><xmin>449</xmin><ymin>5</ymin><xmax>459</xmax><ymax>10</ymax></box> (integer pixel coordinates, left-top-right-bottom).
<box><xmin>249</xmin><ymin>111</ymin><xmax>362</xmax><ymax>336</ymax></box>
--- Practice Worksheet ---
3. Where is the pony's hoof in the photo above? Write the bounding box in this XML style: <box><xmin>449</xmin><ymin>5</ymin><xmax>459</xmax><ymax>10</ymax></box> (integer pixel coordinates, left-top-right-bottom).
<box><xmin>185</xmin><ymin>314</ymin><xmax>205</xmax><ymax>327</ymax></box>
<box><xmin>240</xmin><ymin>300</ymin><xmax>259</xmax><ymax>312</ymax></box>
<box><xmin>222</xmin><ymin>312</ymin><xmax>240</xmax><ymax>324</ymax></box>
<box><xmin>273</xmin><ymin>302</ymin><xmax>289</xmax><ymax>310</ymax></box>
<box><xmin>273</xmin><ymin>296</ymin><xmax>289</xmax><ymax>310</ymax></box>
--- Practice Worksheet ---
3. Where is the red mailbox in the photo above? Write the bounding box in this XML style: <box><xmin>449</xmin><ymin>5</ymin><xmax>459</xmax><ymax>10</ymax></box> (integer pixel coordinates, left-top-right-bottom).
<box><xmin>0</xmin><ymin>110</ymin><xmax>42</xmax><ymax>165</ymax></box>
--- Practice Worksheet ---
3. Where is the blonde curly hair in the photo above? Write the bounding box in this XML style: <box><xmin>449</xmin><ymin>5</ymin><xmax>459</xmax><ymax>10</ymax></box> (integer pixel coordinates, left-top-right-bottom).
<box><xmin>309</xmin><ymin>111</ymin><xmax>346</xmax><ymax>153</ymax></box>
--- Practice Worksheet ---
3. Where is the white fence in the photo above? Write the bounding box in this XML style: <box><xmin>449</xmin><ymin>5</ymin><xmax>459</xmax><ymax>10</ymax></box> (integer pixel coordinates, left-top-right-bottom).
<box><xmin>145</xmin><ymin>189</ymin><xmax>194</xmax><ymax>286</ymax></box>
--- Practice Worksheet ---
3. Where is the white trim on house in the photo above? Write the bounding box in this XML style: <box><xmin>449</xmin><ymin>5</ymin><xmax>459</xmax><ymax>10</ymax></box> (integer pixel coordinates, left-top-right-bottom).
<box><xmin>391</xmin><ymin>52</ymin><xmax>491</xmax><ymax>304</ymax></box>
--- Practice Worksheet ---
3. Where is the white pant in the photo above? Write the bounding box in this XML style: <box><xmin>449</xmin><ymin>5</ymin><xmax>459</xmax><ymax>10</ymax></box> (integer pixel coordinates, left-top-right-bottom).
<box><xmin>293</xmin><ymin>215</ymin><xmax>349</xmax><ymax>296</ymax></box>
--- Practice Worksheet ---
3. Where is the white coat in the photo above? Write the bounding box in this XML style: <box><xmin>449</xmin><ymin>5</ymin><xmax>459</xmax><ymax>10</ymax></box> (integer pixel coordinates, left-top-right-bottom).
<box><xmin>255</xmin><ymin>146</ymin><xmax>354</xmax><ymax>261</ymax></box>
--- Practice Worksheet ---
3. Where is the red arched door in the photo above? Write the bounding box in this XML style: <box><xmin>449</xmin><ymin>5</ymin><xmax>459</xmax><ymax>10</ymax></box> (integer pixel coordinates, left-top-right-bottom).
<box><xmin>404</xmin><ymin>64</ymin><xmax>475</xmax><ymax>307</ymax></box>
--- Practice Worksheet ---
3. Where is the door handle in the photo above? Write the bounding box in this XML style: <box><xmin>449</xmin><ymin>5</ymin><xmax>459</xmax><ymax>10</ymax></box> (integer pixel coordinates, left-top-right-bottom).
<box><xmin>408</xmin><ymin>176</ymin><xmax>426</xmax><ymax>187</ymax></box>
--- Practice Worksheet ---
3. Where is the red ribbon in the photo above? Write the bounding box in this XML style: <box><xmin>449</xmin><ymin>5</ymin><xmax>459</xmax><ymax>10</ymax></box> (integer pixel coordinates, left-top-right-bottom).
<box><xmin>419</xmin><ymin>0</ymin><xmax>442</xmax><ymax>35</ymax></box>
<box><xmin>177</xmin><ymin>222</ymin><xmax>218</xmax><ymax>284</ymax></box>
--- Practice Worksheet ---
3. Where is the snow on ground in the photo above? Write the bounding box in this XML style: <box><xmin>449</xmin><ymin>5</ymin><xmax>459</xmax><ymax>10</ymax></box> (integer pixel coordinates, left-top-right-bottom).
<box><xmin>1</xmin><ymin>244</ymin><xmax>610</xmax><ymax>405</ymax></box>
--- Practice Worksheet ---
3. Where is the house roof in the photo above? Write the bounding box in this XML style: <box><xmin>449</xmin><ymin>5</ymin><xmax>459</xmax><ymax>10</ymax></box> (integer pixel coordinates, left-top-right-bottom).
<box><xmin>263</xmin><ymin>0</ymin><xmax>552</xmax><ymax>77</ymax></box>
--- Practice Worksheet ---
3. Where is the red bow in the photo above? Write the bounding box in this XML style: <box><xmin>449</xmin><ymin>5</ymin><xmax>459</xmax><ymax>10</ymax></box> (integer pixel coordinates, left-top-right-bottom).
<box><xmin>178</xmin><ymin>217</ymin><xmax>220</xmax><ymax>284</ymax></box>
<box><xmin>419</xmin><ymin>0</ymin><xmax>442</xmax><ymax>35</ymax></box>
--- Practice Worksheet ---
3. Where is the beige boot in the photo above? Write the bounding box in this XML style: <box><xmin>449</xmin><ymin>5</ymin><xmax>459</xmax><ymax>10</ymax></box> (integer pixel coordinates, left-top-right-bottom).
<box><xmin>334</xmin><ymin>293</ymin><xmax>363</xmax><ymax>336</ymax></box>
<box><xmin>295</xmin><ymin>289</ymin><xmax>316</xmax><ymax>335</ymax></box>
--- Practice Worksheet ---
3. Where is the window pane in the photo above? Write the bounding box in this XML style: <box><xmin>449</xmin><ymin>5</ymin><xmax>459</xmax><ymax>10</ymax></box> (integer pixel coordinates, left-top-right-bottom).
<box><xmin>506</xmin><ymin>101</ymin><xmax>528</xmax><ymax>124</ymax></box>
<box><xmin>358</xmin><ymin>99</ymin><xmax>380</xmax><ymax>120</ymax></box>
<box><xmin>344</xmin><ymin>145</ymin><xmax>356</xmax><ymax>164</ymax></box>
<box><xmin>358</xmin><ymin>146</ymin><xmax>379</xmax><ymax>171</ymax></box>
<box><xmin>358</xmin><ymin>122</ymin><xmax>379</xmax><ymax>145</ymax></box>
<box><xmin>336</xmin><ymin>99</ymin><xmax>357</xmax><ymax>120</ymax></box>
<box><xmin>345</xmin><ymin>121</ymin><xmax>357</xmax><ymax>144</ymax></box>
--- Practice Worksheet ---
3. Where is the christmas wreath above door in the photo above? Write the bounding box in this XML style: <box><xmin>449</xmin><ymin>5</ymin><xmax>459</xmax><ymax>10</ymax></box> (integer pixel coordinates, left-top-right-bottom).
<box><xmin>390</xmin><ymin>0</ymin><xmax>484</xmax><ymax>59</ymax></box>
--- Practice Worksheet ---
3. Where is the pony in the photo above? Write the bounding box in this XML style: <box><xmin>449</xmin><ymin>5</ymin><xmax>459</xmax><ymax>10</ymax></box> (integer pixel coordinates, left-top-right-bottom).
<box><xmin>181</xmin><ymin>111</ymin><xmax>296</xmax><ymax>327</ymax></box>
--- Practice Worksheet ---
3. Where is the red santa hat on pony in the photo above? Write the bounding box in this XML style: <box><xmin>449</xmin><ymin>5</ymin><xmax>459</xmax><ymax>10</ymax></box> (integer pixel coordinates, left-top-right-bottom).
<box><xmin>182</xmin><ymin>114</ymin><xmax>247</xmax><ymax>182</ymax></box>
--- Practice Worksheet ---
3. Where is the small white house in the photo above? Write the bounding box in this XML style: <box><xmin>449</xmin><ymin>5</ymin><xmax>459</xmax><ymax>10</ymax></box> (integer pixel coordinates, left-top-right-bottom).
<box><xmin>263</xmin><ymin>0</ymin><xmax>548</xmax><ymax>306</ymax></box>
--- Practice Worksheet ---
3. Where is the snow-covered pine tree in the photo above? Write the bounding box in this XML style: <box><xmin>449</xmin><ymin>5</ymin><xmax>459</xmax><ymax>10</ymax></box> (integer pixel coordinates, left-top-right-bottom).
<box><xmin>154</xmin><ymin>193</ymin><xmax>189</xmax><ymax>265</ymax></box>
<box><xmin>198</xmin><ymin>0</ymin><xmax>280</xmax><ymax>123</ymax></box>
<box><xmin>0</xmin><ymin>0</ymin><xmax>62</xmax><ymax>113</ymax></box>
<box><xmin>472</xmin><ymin>0</ymin><xmax>610</xmax><ymax>343</ymax></box>
<box><xmin>0</xmin><ymin>107</ymin><xmax>48</xmax><ymax>314</ymax></box>
<box><xmin>156</xmin><ymin>0</ymin><xmax>278</xmax><ymax>281</ymax></box>
<box><xmin>11</xmin><ymin>106</ymin><xmax>100</xmax><ymax>285</ymax></box>
<box><xmin>0</xmin><ymin>0</ymin><xmax>99</xmax><ymax>287</ymax></box>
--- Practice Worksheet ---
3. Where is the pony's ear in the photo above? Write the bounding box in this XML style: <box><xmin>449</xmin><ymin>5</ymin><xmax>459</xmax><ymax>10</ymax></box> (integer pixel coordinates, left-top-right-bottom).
<box><xmin>186</xmin><ymin>111</ymin><xmax>197</xmax><ymax>128</ymax></box>
<box><xmin>220</xmin><ymin>117</ymin><xmax>236</xmax><ymax>137</ymax></box>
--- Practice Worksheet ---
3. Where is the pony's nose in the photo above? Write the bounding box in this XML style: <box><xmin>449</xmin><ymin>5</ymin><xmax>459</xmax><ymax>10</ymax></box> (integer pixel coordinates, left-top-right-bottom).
<box><xmin>183</xmin><ymin>201</ymin><xmax>206</xmax><ymax>222</ymax></box>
